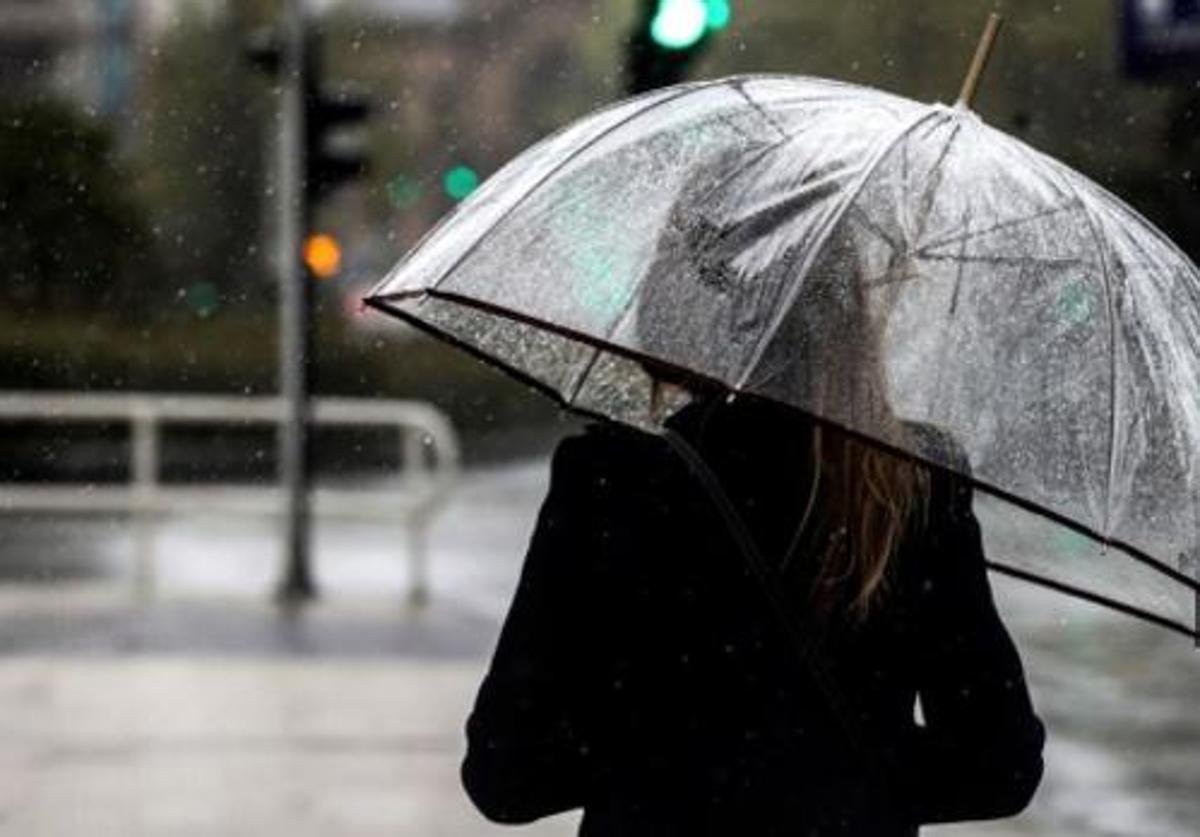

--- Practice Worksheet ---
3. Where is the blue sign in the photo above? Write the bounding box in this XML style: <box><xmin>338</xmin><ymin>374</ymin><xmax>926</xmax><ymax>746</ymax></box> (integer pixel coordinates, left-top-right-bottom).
<box><xmin>1123</xmin><ymin>0</ymin><xmax>1200</xmax><ymax>77</ymax></box>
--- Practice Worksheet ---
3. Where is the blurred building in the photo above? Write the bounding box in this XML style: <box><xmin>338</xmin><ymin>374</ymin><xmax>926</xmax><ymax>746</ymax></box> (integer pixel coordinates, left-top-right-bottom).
<box><xmin>317</xmin><ymin>0</ymin><xmax>614</xmax><ymax>297</ymax></box>
<box><xmin>0</xmin><ymin>0</ymin><xmax>163</xmax><ymax>115</ymax></box>
<box><xmin>314</xmin><ymin>0</ymin><xmax>464</xmax><ymax>21</ymax></box>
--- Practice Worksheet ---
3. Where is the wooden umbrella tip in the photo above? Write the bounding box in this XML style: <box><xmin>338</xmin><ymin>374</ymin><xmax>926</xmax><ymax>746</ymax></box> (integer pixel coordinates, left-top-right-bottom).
<box><xmin>956</xmin><ymin>12</ymin><xmax>1004</xmax><ymax>111</ymax></box>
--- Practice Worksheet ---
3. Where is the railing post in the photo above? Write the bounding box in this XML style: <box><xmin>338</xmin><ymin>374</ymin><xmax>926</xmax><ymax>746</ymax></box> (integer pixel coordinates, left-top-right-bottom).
<box><xmin>131</xmin><ymin>403</ymin><xmax>159</xmax><ymax>600</ymax></box>
<box><xmin>402</xmin><ymin>425</ymin><xmax>427</xmax><ymax>477</ymax></box>
<box><xmin>402</xmin><ymin>425</ymin><xmax>430</xmax><ymax>606</ymax></box>
<box><xmin>405</xmin><ymin>517</ymin><xmax>431</xmax><ymax>607</ymax></box>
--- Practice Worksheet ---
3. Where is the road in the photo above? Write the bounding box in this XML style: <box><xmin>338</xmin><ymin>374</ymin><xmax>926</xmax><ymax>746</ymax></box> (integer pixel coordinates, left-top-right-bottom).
<box><xmin>0</xmin><ymin>458</ymin><xmax>1196</xmax><ymax>835</ymax></box>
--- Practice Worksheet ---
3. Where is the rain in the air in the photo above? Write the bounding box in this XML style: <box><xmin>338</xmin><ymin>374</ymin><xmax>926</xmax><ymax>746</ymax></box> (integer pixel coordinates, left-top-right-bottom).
<box><xmin>0</xmin><ymin>1</ymin><xmax>1197</xmax><ymax>835</ymax></box>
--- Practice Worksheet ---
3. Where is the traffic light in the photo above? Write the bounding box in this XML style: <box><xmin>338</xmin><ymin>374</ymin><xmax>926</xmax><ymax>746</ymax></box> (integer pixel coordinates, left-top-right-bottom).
<box><xmin>303</xmin><ymin>32</ymin><xmax>371</xmax><ymax>209</ymax></box>
<box><xmin>244</xmin><ymin>26</ymin><xmax>372</xmax><ymax>215</ymax></box>
<box><xmin>443</xmin><ymin>164</ymin><xmax>480</xmax><ymax>201</ymax></box>
<box><xmin>628</xmin><ymin>0</ymin><xmax>732</xmax><ymax>93</ymax></box>
<box><xmin>303</xmin><ymin>232</ymin><xmax>342</xmax><ymax>279</ymax></box>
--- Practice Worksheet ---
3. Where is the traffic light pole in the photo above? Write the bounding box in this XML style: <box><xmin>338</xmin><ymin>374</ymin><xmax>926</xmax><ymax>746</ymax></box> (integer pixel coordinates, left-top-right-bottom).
<box><xmin>249</xmin><ymin>0</ymin><xmax>370</xmax><ymax>603</ymax></box>
<box><xmin>277</xmin><ymin>0</ymin><xmax>317</xmax><ymax>602</ymax></box>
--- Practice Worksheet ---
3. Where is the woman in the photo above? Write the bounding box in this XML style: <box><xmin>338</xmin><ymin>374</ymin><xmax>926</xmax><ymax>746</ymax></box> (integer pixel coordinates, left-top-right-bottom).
<box><xmin>461</xmin><ymin>164</ymin><xmax>1044</xmax><ymax>834</ymax></box>
<box><xmin>460</xmin><ymin>391</ymin><xmax>1044</xmax><ymax>835</ymax></box>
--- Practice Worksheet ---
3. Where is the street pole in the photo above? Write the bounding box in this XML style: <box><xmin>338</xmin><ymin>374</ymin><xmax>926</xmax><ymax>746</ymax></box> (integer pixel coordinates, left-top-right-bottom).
<box><xmin>277</xmin><ymin>0</ymin><xmax>317</xmax><ymax>602</ymax></box>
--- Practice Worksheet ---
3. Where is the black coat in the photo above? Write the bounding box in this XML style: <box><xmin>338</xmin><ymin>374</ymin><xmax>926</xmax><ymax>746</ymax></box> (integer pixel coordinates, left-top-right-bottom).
<box><xmin>462</xmin><ymin>397</ymin><xmax>1045</xmax><ymax>836</ymax></box>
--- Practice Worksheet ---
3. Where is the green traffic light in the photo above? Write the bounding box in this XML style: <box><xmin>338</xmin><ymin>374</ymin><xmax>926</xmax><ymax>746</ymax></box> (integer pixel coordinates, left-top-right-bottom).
<box><xmin>650</xmin><ymin>1</ymin><xmax>732</xmax><ymax>50</ymax></box>
<box><xmin>387</xmin><ymin>173</ymin><xmax>424</xmax><ymax>209</ymax></box>
<box><xmin>650</xmin><ymin>0</ymin><xmax>708</xmax><ymax>50</ymax></box>
<box><xmin>706</xmin><ymin>0</ymin><xmax>731</xmax><ymax>30</ymax></box>
<box><xmin>443</xmin><ymin>165</ymin><xmax>479</xmax><ymax>201</ymax></box>
<box><xmin>186</xmin><ymin>282</ymin><xmax>220</xmax><ymax>318</ymax></box>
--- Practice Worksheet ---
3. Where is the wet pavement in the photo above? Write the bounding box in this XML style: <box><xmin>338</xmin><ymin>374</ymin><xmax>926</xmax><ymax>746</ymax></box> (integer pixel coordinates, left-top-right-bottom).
<box><xmin>0</xmin><ymin>459</ymin><xmax>1196</xmax><ymax>835</ymax></box>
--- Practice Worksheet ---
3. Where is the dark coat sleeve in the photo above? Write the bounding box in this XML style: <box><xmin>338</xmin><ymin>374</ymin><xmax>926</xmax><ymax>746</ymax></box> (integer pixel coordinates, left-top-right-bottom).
<box><xmin>461</xmin><ymin>433</ymin><xmax>606</xmax><ymax>824</ymax></box>
<box><xmin>900</xmin><ymin>458</ymin><xmax>1046</xmax><ymax>824</ymax></box>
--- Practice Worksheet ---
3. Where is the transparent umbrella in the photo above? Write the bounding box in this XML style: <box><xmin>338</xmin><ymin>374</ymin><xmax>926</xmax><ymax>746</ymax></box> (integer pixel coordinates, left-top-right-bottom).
<box><xmin>367</xmin><ymin>73</ymin><xmax>1200</xmax><ymax>643</ymax></box>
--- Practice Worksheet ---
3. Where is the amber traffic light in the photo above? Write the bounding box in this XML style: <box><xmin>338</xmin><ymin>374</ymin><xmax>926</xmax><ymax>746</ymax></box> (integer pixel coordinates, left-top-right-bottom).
<box><xmin>303</xmin><ymin>233</ymin><xmax>342</xmax><ymax>279</ymax></box>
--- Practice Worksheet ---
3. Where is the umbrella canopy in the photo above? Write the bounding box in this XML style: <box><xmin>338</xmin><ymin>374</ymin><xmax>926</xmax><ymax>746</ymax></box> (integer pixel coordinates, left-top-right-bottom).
<box><xmin>367</xmin><ymin>74</ymin><xmax>1200</xmax><ymax>641</ymax></box>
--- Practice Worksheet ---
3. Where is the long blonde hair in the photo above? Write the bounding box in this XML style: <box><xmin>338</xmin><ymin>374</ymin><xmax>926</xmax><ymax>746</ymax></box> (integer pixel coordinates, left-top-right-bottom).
<box><xmin>782</xmin><ymin>244</ymin><xmax>930</xmax><ymax>620</ymax></box>
<box><xmin>794</xmin><ymin>423</ymin><xmax>928</xmax><ymax>621</ymax></box>
<box><xmin>652</xmin><ymin>374</ymin><xmax>930</xmax><ymax>621</ymax></box>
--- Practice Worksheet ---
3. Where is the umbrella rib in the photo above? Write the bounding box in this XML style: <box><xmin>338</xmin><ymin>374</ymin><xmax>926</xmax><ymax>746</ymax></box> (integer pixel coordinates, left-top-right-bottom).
<box><xmin>848</xmin><ymin>205</ymin><xmax>900</xmax><ymax>251</ymax></box>
<box><xmin>908</xmin><ymin>253</ymin><xmax>1087</xmax><ymax>268</ymax></box>
<box><xmin>729</xmin><ymin>78</ymin><xmax>792</xmax><ymax>141</ymax></box>
<box><xmin>910</xmin><ymin>122</ymin><xmax>962</xmax><ymax>243</ymax></box>
<box><xmin>915</xmin><ymin>200</ymin><xmax>1080</xmax><ymax>253</ymax></box>
<box><xmin>420</xmin><ymin>78</ymin><xmax>731</xmax><ymax>295</ymax></box>
<box><xmin>949</xmin><ymin>208</ymin><xmax>970</xmax><ymax>313</ymax></box>
<box><xmin>738</xmin><ymin>106</ymin><xmax>951</xmax><ymax>387</ymax></box>
<box><xmin>564</xmin><ymin>346</ymin><xmax>604</xmax><ymax>406</ymax></box>
<box><xmin>1009</xmin><ymin>149</ymin><xmax>1123</xmax><ymax>538</ymax></box>
<box><xmin>985</xmin><ymin>560</ymin><xmax>1198</xmax><ymax>641</ymax></box>
<box><xmin>861</xmin><ymin>253</ymin><xmax>1087</xmax><ymax>291</ymax></box>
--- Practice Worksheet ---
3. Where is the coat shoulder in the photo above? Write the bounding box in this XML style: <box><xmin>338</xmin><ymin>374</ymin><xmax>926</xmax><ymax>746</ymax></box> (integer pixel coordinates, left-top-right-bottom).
<box><xmin>555</xmin><ymin>421</ymin><xmax>677</xmax><ymax>478</ymax></box>
<box><xmin>546</xmin><ymin>423</ymin><xmax>690</xmax><ymax>527</ymax></box>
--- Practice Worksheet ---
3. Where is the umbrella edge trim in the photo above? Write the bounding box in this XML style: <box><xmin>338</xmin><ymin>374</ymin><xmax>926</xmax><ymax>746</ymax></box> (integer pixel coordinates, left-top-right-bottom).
<box><xmin>363</xmin><ymin>291</ymin><xmax>1200</xmax><ymax>603</ymax></box>
<box><xmin>987</xmin><ymin>560</ymin><xmax>1197</xmax><ymax>642</ymax></box>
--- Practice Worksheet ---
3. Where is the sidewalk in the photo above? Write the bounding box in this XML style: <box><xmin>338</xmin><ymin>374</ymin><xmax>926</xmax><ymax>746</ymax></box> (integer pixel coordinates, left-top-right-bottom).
<box><xmin>0</xmin><ymin>588</ymin><xmax>1041</xmax><ymax>837</ymax></box>
<box><xmin>0</xmin><ymin>590</ymin><xmax>579</xmax><ymax>837</ymax></box>
<box><xmin>0</xmin><ymin>458</ymin><xmax>572</xmax><ymax>836</ymax></box>
<box><xmin>0</xmin><ymin>457</ymin><xmax>1195</xmax><ymax>835</ymax></box>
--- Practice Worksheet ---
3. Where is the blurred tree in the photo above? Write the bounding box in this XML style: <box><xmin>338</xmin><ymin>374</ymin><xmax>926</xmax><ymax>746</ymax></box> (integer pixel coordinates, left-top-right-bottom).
<box><xmin>133</xmin><ymin>0</ymin><xmax>275</xmax><ymax>315</ymax></box>
<box><xmin>1114</xmin><ymin>85</ymin><xmax>1200</xmax><ymax>261</ymax></box>
<box><xmin>0</xmin><ymin>97</ymin><xmax>158</xmax><ymax>316</ymax></box>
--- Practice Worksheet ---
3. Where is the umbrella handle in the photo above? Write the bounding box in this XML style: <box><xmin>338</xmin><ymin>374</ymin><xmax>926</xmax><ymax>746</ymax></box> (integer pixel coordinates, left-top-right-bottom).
<box><xmin>956</xmin><ymin>13</ymin><xmax>1004</xmax><ymax>110</ymax></box>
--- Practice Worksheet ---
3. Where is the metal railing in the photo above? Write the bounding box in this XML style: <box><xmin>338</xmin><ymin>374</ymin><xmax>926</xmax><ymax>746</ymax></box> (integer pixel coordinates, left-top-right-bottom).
<box><xmin>0</xmin><ymin>392</ymin><xmax>459</xmax><ymax>603</ymax></box>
